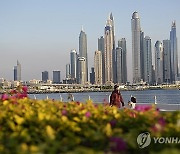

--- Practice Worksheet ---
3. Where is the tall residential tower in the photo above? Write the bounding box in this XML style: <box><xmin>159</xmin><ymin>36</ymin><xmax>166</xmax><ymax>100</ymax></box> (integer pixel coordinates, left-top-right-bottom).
<box><xmin>14</xmin><ymin>60</ymin><xmax>21</xmax><ymax>81</ymax></box>
<box><xmin>155</xmin><ymin>41</ymin><xmax>163</xmax><ymax>84</ymax></box>
<box><xmin>118</xmin><ymin>38</ymin><xmax>127</xmax><ymax>84</ymax></box>
<box><xmin>163</xmin><ymin>40</ymin><xmax>171</xmax><ymax>83</ymax></box>
<box><xmin>70</xmin><ymin>49</ymin><xmax>77</xmax><ymax>80</ymax></box>
<box><xmin>94</xmin><ymin>50</ymin><xmax>103</xmax><ymax>85</ymax></box>
<box><xmin>104</xmin><ymin>14</ymin><xmax>114</xmax><ymax>84</ymax></box>
<box><xmin>79</xmin><ymin>27</ymin><xmax>88</xmax><ymax>82</ymax></box>
<box><xmin>131</xmin><ymin>12</ymin><xmax>141</xmax><ymax>83</ymax></box>
<box><xmin>143</xmin><ymin>36</ymin><xmax>152</xmax><ymax>84</ymax></box>
<box><xmin>170</xmin><ymin>21</ymin><xmax>178</xmax><ymax>82</ymax></box>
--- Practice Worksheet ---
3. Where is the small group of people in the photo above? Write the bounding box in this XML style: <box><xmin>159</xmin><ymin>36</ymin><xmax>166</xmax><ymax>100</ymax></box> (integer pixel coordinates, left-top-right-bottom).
<box><xmin>110</xmin><ymin>85</ymin><xmax>136</xmax><ymax>109</ymax></box>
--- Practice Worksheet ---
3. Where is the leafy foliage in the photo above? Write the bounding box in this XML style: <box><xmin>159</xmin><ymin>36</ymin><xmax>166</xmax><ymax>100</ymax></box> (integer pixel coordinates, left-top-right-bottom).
<box><xmin>0</xmin><ymin>87</ymin><xmax>180</xmax><ymax>153</ymax></box>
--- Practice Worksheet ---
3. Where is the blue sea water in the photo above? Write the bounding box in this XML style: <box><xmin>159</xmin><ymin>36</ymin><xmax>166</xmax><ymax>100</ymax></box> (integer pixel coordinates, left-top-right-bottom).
<box><xmin>29</xmin><ymin>89</ymin><xmax>180</xmax><ymax>104</ymax></box>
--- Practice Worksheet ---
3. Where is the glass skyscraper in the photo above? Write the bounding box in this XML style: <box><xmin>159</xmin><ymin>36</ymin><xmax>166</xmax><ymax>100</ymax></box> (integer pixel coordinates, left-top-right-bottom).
<box><xmin>118</xmin><ymin>38</ymin><xmax>127</xmax><ymax>84</ymax></box>
<box><xmin>116</xmin><ymin>47</ymin><xmax>123</xmax><ymax>84</ymax></box>
<box><xmin>70</xmin><ymin>49</ymin><xmax>77</xmax><ymax>80</ymax></box>
<box><xmin>79</xmin><ymin>28</ymin><xmax>88</xmax><ymax>82</ymax></box>
<box><xmin>53</xmin><ymin>71</ymin><xmax>61</xmax><ymax>84</ymax></box>
<box><xmin>66</xmin><ymin>64</ymin><xmax>71</xmax><ymax>79</ymax></box>
<box><xmin>170</xmin><ymin>21</ymin><xmax>178</xmax><ymax>82</ymax></box>
<box><xmin>143</xmin><ymin>36</ymin><xmax>152</xmax><ymax>84</ymax></box>
<box><xmin>42</xmin><ymin>71</ymin><xmax>49</xmax><ymax>83</ymax></box>
<box><xmin>104</xmin><ymin>14</ymin><xmax>114</xmax><ymax>84</ymax></box>
<box><xmin>155</xmin><ymin>41</ymin><xmax>163</xmax><ymax>84</ymax></box>
<box><xmin>77</xmin><ymin>57</ymin><xmax>87</xmax><ymax>84</ymax></box>
<box><xmin>131</xmin><ymin>12</ymin><xmax>141</xmax><ymax>83</ymax></box>
<box><xmin>163</xmin><ymin>40</ymin><xmax>171</xmax><ymax>83</ymax></box>
<box><xmin>98</xmin><ymin>36</ymin><xmax>105</xmax><ymax>84</ymax></box>
<box><xmin>14</xmin><ymin>60</ymin><xmax>21</xmax><ymax>81</ymax></box>
<box><xmin>94</xmin><ymin>50</ymin><xmax>102</xmax><ymax>85</ymax></box>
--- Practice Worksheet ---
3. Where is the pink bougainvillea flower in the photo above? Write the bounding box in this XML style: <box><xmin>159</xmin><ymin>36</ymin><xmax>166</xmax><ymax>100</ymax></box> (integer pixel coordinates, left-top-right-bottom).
<box><xmin>1</xmin><ymin>94</ymin><xmax>9</xmax><ymax>101</ymax></box>
<box><xmin>158</xmin><ymin>117</ymin><xmax>166</xmax><ymax>126</ymax></box>
<box><xmin>151</xmin><ymin>117</ymin><xmax>166</xmax><ymax>133</ymax></box>
<box><xmin>62</xmin><ymin>109</ymin><xmax>68</xmax><ymax>116</ymax></box>
<box><xmin>135</xmin><ymin>105</ymin><xmax>152</xmax><ymax>112</ymax></box>
<box><xmin>22</xmin><ymin>86</ymin><xmax>28</xmax><ymax>93</ymax></box>
<box><xmin>85</xmin><ymin>111</ymin><xmax>91</xmax><ymax>118</ymax></box>
<box><xmin>109</xmin><ymin>137</ymin><xmax>127</xmax><ymax>152</ymax></box>
<box><xmin>10</xmin><ymin>89</ymin><xmax>17</xmax><ymax>95</ymax></box>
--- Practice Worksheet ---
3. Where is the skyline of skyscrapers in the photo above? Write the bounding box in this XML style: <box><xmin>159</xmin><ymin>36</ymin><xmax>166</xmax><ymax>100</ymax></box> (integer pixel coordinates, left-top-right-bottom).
<box><xmin>8</xmin><ymin>12</ymin><xmax>179</xmax><ymax>85</ymax></box>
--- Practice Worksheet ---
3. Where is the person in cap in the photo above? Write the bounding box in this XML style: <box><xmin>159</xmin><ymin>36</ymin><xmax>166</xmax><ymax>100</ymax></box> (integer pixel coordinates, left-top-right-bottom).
<box><xmin>110</xmin><ymin>85</ymin><xmax>124</xmax><ymax>108</ymax></box>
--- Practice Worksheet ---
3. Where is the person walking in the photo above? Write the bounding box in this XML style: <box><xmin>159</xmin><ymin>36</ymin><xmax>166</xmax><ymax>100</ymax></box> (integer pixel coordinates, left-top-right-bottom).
<box><xmin>110</xmin><ymin>85</ymin><xmax>124</xmax><ymax>108</ymax></box>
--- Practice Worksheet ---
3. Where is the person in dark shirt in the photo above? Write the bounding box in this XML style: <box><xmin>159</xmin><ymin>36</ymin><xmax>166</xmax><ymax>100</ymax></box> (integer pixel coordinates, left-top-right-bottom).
<box><xmin>110</xmin><ymin>85</ymin><xmax>124</xmax><ymax>108</ymax></box>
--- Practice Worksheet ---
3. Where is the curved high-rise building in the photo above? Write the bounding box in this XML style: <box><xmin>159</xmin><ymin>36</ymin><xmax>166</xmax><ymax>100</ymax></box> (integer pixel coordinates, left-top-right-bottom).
<box><xmin>77</xmin><ymin>57</ymin><xmax>87</xmax><ymax>84</ymax></box>
<box><xmin>155</xmin><ymin>41</ymin><xmax>163</xmax><ymax>84</ymax></box>
<box><xmin>170</xmin><ymin>21</ymin><xmax>178</xmax><ymax>82</ymax></box>
<box><xmin>131</xmin><ymin>12</ymin><xmax>141</xmax><ymax>83</ymax></box>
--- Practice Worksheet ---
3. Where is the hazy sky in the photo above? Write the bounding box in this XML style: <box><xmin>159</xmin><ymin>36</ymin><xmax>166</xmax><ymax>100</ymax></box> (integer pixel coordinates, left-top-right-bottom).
<box><xmin>0</xmin><ymin>0</ymin><xmax>180</xmax><ymax>82</ymax></box>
